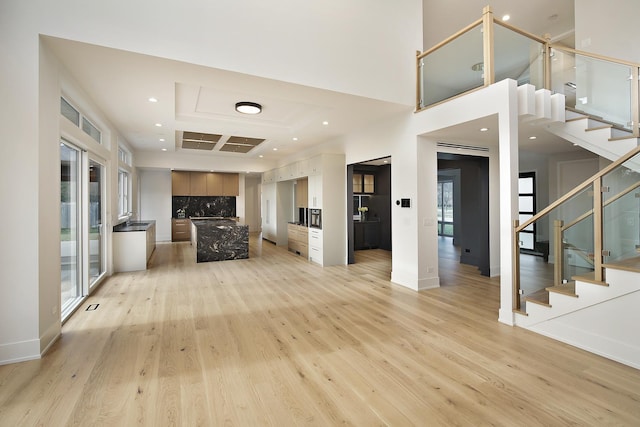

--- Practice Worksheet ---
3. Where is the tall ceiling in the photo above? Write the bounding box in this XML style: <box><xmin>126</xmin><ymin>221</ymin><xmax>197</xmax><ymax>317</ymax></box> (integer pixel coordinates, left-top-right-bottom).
<box><xmin>45</xmin><ymin>1</ymin><xmax>578</xmax><ymax>170</ymax></box>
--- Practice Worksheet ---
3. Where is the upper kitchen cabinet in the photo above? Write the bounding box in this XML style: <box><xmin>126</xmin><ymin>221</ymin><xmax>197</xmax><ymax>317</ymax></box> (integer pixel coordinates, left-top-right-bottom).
<box><xmin>206</xmin><ymin>172</ymin><xmax>223</xmax><ymax>196</ymax></box>
<box><xmin>296</xmin><ymin>178</ymin><xmax>308</xmax><ymax>208</ymax></box>
<box><xmin>353</xmin><ymin>173</ymin><xmax>363</xmax><ymax>193</ymax></box>
<box><xmin>172</xmin><ymin>171</ymin><xmax>239</xmax><ymax>196</ymax></box>
<box><xmin>172</xmin><ymin>171</ymin><xmax>191</xmax><ymax>196</ymax></box>
<box><xmin>222</xmin><ymin>173</ymin><xmax>239</xmax><ymax>196</ymax></box>
<box><xmin>189</xmin><ymin>172</ymin><xmax>208</xmax><ymax>196</ymax></box>
<box><xmin>353</xmin><ymin>172</ymin><xmax>375</xmax><ymax>194</ymax></box>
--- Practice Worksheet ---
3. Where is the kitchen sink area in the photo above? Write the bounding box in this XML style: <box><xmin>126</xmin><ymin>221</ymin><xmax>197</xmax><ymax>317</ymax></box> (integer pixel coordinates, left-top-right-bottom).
<box><xmin>112</xmin><ymin>220</ymin><xmax>156</xmax><ymax>271</ymax></box>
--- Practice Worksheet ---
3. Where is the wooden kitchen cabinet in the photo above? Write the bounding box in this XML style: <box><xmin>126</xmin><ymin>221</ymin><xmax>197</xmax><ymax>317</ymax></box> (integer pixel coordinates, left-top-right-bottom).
<box><xmin>287</xmin><ymin>223</ymin><xmax>308</xmax><ymax>258</ymax></box>
<box><xmin>223</xmin><ymin>173</ymin><xmax>239</xmax><ymax>196</ymax></box>
<box><xmin>189</xmin><ymin>172</ymin><xmax>207</xmax><ymax>196</ymax></box>
<box><xmin>171</xmin><ymin>171</ymin><xmax>191</xmax><ymax>196</ymax></box>
<box><xmin>206</xmin><ymin>172</ymin><xmax>223</xmax><ymax>196</ymax></box>
<box><xmin>172</xmin><ymin>218</ymin><xmax>191</xmax><ymax>241</ymax></box>
<box><xmin>296</xmin><ymin>178</ymin><xmax>308</xmax><ymax>208</ymax></box>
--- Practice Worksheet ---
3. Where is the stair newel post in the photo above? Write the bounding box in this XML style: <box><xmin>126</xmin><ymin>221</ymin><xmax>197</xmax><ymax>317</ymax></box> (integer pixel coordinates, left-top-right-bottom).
<box><xmin>593</xmin><ymin>178</ymin><xmax>604</xmax><ymax>282</ymax></box>
<box><xmin>482</xmin><ymin>5</ymin><xmax>495</xmax><ymax>87</ymax></box>
<box><xmin>513</xmin><ymin>220</ymin><xmax>521</xmax><ymax>311</ymax></box>
<box><xmin>554</xmin><ymin>220</ymin><xmax>564</xmax><ymax>286</ymax></box>
<box><xmin>632</xmin><ymin>66</ymin><xmax>639</xmax><ymax>138</ymax></box>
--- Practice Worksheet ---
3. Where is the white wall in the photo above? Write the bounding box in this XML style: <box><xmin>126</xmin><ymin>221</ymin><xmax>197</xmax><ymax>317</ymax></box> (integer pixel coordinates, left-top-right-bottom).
<box><xmin>139</xmin><ymin>170</ymin><xmax>172</xmax><ymax>242</ymax></box>
<box><xmin>575</xmin><ymin>0</ymin><xmax>640</xmax><ymax>63</ymax></box>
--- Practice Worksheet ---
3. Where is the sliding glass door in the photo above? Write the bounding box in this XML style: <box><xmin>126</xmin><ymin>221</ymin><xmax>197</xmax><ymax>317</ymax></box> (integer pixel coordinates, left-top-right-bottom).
<box><xmin>61</xmin><ymin>141</ymin><xmax>106</xmax><ymax>319</ymax></box>
<box><xmin>61</xmin><ymin>141</ymin><xmax>83</xmax><ymax>316</ymax></box>
<box><xmin>89</xmin><ymin>159</ymin><xmax>105</xmax><ymax>289</ymax></box>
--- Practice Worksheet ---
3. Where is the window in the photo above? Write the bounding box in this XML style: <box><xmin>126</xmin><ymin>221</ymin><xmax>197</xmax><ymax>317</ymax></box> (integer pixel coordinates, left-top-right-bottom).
<box><xmin>60</xmin><ymin>97</ymin><xmax>102</xmax><ymax>144</ymax></box>
<box><xmin>518</xmin><ymin>172</ymin><xmax>536</xmax><ymax>250</ymax></box>
<box><xmin>118</xmin><ymin>147</ymin><xmax>131</xmax><ymax>166</ymax></box>
<box><xmin>118</xmin><ymin>169</ymin><xmax>130</xmax><ymax>217</ymax></box>
<box><xmin>82</xmin><ymin>117</ymin><xmax>101</xmax><ymax>143</ymax></box>
<box><xmin>60</xmin><ymin>97</ymin><xmax>80</xmax><ymax>126</ymax></box>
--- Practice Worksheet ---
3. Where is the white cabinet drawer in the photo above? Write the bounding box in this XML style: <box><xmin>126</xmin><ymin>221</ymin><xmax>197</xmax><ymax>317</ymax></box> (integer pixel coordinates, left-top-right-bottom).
<box><xmin>309</xmin><ymin>229</ymin><xmax>323</xmax><ymax>247</ymax></box>
<box><xmin>309</xmin><ymin>246</ymin><xmax>323</xmax><ymax>265</ymax></box>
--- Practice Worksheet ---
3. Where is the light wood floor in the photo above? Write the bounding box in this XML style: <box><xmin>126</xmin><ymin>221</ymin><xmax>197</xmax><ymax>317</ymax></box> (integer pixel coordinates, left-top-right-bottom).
<box><xmin>1</xmin><ymin>234</ymin><xmax>639</xmax><ymax>426</ymax></box>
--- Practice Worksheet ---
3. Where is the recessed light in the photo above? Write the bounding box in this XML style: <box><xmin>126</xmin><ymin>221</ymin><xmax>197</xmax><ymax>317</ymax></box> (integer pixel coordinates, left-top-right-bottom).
<box><xmin>502</xmin><ymin>14</ymin><xmax>510</xmax><ymax>21</ymax></box>
<box><xmin>148</xmin><ymin>97</ymin><xmax>158</xmax><ymax>103</ymax></box>
<box><xmin>235</xmin><ymin>101</ymin><xmax>262</xmax><ymax>114</ymax></box>
<box><xmin>155</xmin><ymin>123</ymin><xmax>162</xmax><ymax>127</ymax></box>
<box><xmin>292</xmin><ymin>137</ymin><xmax>298</xmax><ymax>141</ymax></box>
<box><xmin>259</xmin><ymin>155</ymin><xmax>264</xmax><ymax>158</ymax></box>
<box><xmin>529</xmin><ymin>136</ymin><xmax>537</xmax><ymax>140</ymax></box>
<box><xmin>322</xmin><ymin>121</ymin><xmax>329</xmax><ymax>126</ymax></box>
<box><xmin>159</xmin><ymin>138</ymin><xmax>165</xmax><ymax>142</ymax></box>
<box><xmin>161</xmin><ymin>148</ymin><xmax>167</xmax><ymax>151</ymax></box>
<box><xmin>210</xmin><ymin>170</ymin><xmax>214</xmax><ymax>172</ymax></box>
<box><xmin>273</xmin><ymin>148</ymin><xmax>278</xmax><ymax>151</ymax></box>
<box><xmin>383</xmin><ymin>160</ymin><xmax>388</xmax><ymax>163</ymax></box>
<box><xmin>480</xmin><ymin>127</ymin><xmax>488</xmax><ymax>132</ymax></box>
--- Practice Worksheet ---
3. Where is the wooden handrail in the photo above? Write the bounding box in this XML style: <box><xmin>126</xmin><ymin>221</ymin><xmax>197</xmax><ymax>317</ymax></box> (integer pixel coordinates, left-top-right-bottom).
<box><xmin>549</xmin><ymin>44</ymin><xmax>640</xmax><ymax>69</ymax></box>
<box><xmin>515</xmin><ymin>145</ymin><xmax>640</xmax><ymax>233</ymax></box>
<box><xmin>494</xmin><ymin>19</ymin><xmax>549</xmax><ymax>45</ymax></box>
<box><xmin>561</xmin><ymin>181</ymin><xmax>640</xmax><ymax>233</ymax></box>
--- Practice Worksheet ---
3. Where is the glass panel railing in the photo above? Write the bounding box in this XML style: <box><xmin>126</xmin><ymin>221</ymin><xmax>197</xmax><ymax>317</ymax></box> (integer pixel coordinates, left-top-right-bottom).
<box><xmin>517</xmin><ymin>184</ymin><xmax>594</xmax><ymax>308</ymax></box>
<box><xmin>550</xmin><ymin>47</ymin><xmax>633</xmax><ymax>130</ymax></box>
<box><xmin>602</xmin><ymin>151</ymin><xmax>640</xmax><ymax>266</ymax></box>
<box><xmin>419</xmin><ymin>23</ymin><xmax>483</xmax><ymax>108</ymax></box>
<box><xmin>494</xmin><ymin>23</ymin><xmax>545</xmax><ymax>88</ymax></box>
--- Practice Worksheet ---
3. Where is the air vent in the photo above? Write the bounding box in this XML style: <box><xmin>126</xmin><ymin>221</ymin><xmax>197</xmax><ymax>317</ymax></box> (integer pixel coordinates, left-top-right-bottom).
<box><xmin>436</xmin><ymin>142</ymin><xmax>490</xmax><ymax>152</ymax></box>
<box><xmin>220</xmin><ymin>136</ymin><xmax>265</xmax><ymax>154</ymax></box>
<box><xmin>181</xmin><ymin>131</ymin><xmax>222</xmax><ymax>150</ymax></box>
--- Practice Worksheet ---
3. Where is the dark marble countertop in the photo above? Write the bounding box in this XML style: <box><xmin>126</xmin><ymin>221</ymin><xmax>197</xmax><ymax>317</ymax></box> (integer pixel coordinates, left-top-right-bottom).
<box><xmin>113</xmin><ymin>220</ymin><xmax>156</xmax><ymax>232</ymax></box>
<box><xmin>191</xmin><ymin>218</ymin><xmax>241</xmax><ymax>228</ymax></box>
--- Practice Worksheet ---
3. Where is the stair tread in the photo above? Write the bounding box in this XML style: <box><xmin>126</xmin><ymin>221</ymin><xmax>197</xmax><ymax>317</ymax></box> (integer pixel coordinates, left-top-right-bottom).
<box><xmin>572</xmin><ymin>271</ymin><xmax>608</xmax><ymax>286</ymax></box>
<box><xmin>585</xmin><ymin>125</ymin><xmax>613</xmax><ymax>131</ymax></box>
<box><xmin>523</xmin><ymin>289</ymin><xmax>550</xmax><ymax>307</ymax></box>
<box><xmin>604</xmin><ymin>256</ymin><xmax>640</xmax><ymax>273</ymax></box>
<box><xmin>565</xmin><ymin>107</ymin><xmax>631</xmax><ymax>132</ymax></box>
<box><xmin>608</xmin><ymin>135</ymin><xmax>639</xmax><ymax>141</ymax></box>
<box><xmin>546</xmin><ymin>282</ymin><xmax>578</xmax><ymax>297</ymax></box>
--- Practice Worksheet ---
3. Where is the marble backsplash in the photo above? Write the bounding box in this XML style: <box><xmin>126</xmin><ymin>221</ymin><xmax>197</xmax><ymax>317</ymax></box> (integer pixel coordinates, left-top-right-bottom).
<box><xmin>172</xmin><ymin>196</ymin><xmax>236</xmax><ymax>218</ymax></box>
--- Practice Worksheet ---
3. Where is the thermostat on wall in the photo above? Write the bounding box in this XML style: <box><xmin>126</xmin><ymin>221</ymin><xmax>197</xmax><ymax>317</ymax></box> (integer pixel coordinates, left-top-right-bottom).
<box><xmin>401</xmin><ymin>198</ymin><xmax>411</xmax><ymax>208</ymax></box>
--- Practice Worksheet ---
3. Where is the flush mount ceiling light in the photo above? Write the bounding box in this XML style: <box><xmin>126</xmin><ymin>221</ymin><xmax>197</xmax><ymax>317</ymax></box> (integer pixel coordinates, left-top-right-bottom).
<box><xmin>235</xmin><ymin>101</ymin><xmax>262</xmax><ymax>115</ymax></box>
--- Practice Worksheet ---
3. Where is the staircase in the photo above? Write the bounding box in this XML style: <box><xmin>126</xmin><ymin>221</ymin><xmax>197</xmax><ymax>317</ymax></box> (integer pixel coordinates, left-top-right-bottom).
<box><xmin>514</xmin><ymin>84</ymin><xmax>640</xmax><ymax>369</ymax></box>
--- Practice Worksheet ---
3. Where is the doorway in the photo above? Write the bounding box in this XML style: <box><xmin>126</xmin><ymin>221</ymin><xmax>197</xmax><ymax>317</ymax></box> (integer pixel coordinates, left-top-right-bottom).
<box><xmin>437</xmin><ymin>153</ymin><xmax>490</xmax><ymax>276</ymax></box>
<box><xmin>347</xmin><ymin>157</ymin><xmax>392</xmax><ymax>265</ymax></box>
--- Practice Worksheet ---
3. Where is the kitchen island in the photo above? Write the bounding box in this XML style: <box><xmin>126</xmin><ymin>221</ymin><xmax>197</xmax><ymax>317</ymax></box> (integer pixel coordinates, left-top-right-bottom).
<box><xmin>112</xmin><ymin>220</ymin><xmax>156</xmax><ymax>272</ymax></box>
<box><xmin>190</xmin><ymin>218</ymin><xmax>249</xmax><ymax>262</ymax></box>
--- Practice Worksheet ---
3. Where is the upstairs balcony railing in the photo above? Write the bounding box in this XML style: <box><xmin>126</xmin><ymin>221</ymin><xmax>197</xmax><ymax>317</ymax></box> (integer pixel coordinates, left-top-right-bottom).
<box><xmin>417</xmin><ymin>6</ymin><xmax>640</xmax><ymax>138</ymax></box>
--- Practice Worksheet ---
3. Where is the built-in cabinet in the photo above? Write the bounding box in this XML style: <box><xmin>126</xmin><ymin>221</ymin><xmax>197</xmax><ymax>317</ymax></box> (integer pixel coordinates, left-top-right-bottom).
<box><xmin>353</xmin><ymin>173</ymin><xmax>375</xmax><ymax>194</ymax></box>
<box><xmin>171</xmin><ymin>171</ymin><xmax>191</xmax><ymax>195</ymax></box>
<box><xmin>171</xmin><ymin>218</ymin><xmax>191</xmax><ymax>241</ymax></box>
<box><xmin>308</xmin><ymin>175</ymin><xmax>322</xmax><ymax>208</ymax></box>
<box><xmin>172</xmin><ymin>171</ymin><xmax>239</xmax><ymax>196</ymax></box>
<box><xmin>287</xmin><ymin>223</ymin><xmax>308</xmax><ymax>257</ymax></box>
<box><xmin>354</xmin><ymin>221</ymin><xmax>380</xmax><ymax>249</ymax></box>
<box><xmin>261</xmin><ymin>153</ymin><xmax>345</xmax><ymax>266</ymax></box>
<box><xmin>309</xmin><ymin>228</ymin><xmax>323</xmax><ymax>264</ymax></box>
<box><xmin>296</xmin><ymin>178</ymin><xmax>308</xmax><ymax>208</ymax></box>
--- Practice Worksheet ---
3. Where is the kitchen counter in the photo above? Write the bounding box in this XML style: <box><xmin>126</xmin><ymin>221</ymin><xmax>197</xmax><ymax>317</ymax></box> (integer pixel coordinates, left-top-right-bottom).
<box><xmin>112</xmin><ymin>220</ymin><xmax>156</xmax><ymax>271</ymax></box>
<box><xmin>113</xmin><ymin>220</ymin><xmax>156</xmax><ymax>232</ymax></box>
<box><xmin>191</xmin><ymin>218</ymin><xmax>249</xmax><ymax>262</ymax></box>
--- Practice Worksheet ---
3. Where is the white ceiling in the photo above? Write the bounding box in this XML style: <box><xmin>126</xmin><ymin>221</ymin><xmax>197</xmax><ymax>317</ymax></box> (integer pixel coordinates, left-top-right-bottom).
<box><xmin>44</xmin><ymin>1</ymin><xmax>579</xmax><ymax>169</ymax></box>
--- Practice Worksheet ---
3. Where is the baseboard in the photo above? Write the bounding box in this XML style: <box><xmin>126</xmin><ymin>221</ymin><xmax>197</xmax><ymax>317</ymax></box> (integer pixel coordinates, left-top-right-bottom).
<box><xmin>0</xmin><ymin>338</ymin><xmax>41</xmax><ymax>366</ymax></box>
